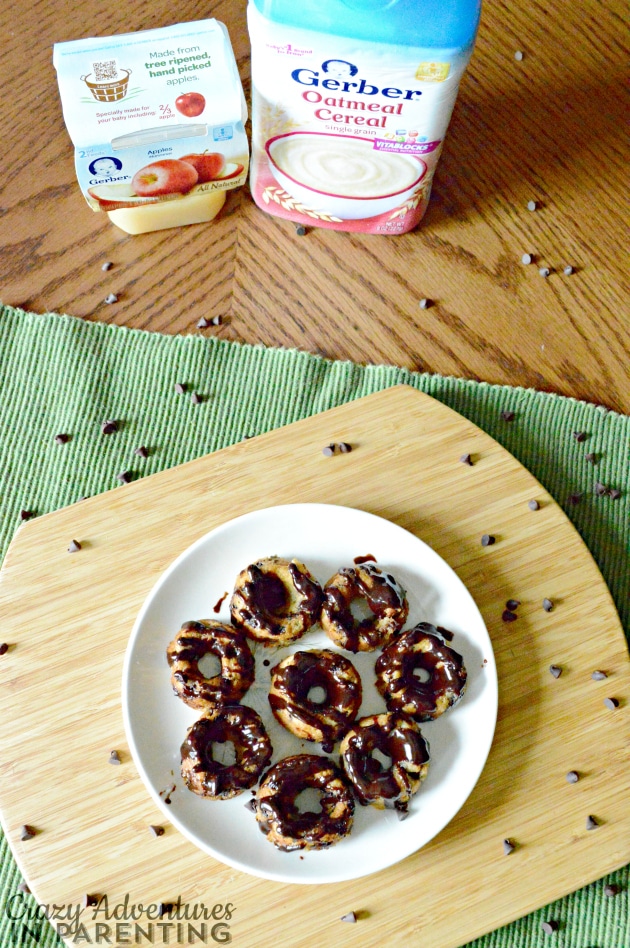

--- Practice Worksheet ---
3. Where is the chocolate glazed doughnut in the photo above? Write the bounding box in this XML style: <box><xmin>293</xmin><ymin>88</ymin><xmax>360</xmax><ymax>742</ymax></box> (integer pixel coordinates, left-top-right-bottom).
<box><xmin>181</xmin><ymin>705</ymin><xmax>272</xmax><ymax>799</ymax></box>
<box><xmin>321</xmin><ymin>563</ymin><xmax>409</xmax><ymax>652</ymax></box>
<box><xmin>230</xmin><ymin>556</ymin><xmax>323</xmax><ymax>646</ymax></box>
<box><xmin>268</xmin><ymin>649</ymin><xmax>362</xmax><ymax>747</ymax></box>
<box><xmin>166</xmin><ymin>619</ymin><xmax>255</xmax><ymax>710</ymax></box>
<box><xmin>375</xmin><ymin>622</ymin><xmax>467</xmax><ymax>721</ymax></box>
<box><xmin>340</xmin><ymin>712</ymin><xmax>430</xmax><ymax>813</ymax></box>
<box><xmin>255</xmin><ymin>754</ymin><xmax>355</xmax><ymax>851</ymax></box>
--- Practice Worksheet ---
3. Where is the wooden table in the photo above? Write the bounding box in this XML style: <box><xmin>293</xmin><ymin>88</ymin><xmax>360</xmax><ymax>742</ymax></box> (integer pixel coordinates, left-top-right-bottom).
<box><xmin>1</xmin><ymin>0</ymin><xmax>629</xmax><ymax>413</ymax></box>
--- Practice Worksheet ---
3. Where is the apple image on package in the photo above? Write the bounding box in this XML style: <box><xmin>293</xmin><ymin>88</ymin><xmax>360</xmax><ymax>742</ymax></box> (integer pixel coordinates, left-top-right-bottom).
<box><xmin>175</xmin><ymin>92</ymin><xmax>206</xmax><ymax>117</ymax></box>
<box><xmin>131</xmin><ymin>159</ymin><xmax>198</xmax><ymax>197</ymax></box>
<box><xmin>179</xmin><ymin>152</ymin><xmax>226</xmax><ymax>183</ymax></box>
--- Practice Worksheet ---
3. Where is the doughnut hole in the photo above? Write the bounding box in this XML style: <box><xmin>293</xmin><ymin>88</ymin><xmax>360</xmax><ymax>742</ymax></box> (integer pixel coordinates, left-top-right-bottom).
<box><xmin>197</xmin><ymin>652</ymin><xmax>222</xmax><ymax>679</ymax></box>
<box><xmin>295</xmin><ymin>787</ymin><xmax>324</xmax><ymax>814</ymax></box>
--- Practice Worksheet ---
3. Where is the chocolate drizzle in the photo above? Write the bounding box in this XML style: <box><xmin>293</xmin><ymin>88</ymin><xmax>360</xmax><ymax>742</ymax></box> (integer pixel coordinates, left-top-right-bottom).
<box><xmin>231</xmin><ymin>557</ymin><xmax>323</xmax><ymax>643</ymax></box>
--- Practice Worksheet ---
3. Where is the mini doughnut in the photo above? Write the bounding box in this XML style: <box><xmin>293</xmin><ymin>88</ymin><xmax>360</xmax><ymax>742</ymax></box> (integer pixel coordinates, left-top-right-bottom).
<box><xmin>181</xmin><ymin>705</ymin><xmax>272</xmax><ymax>799</ymax></box>
<box><xmin>166</xmin><ymin>619</ymin><xmax>255</xmax><ymax>710</ymax></box>
<box><xmin>321</xmin><ymin>563</ymin><xmax>409</xmax><ymax>652</ymax></box>
<box><xmin>230</xmin><ymin>556</ymin><xmax>323</xmax><ymax>646</ymax></box>
<box><xmin>255</xmin><ymin>754</ymin><xmax>355</xmax><ymax>851</ymax></box>
<box><xmin>375</xmin><ymin>622</ymin><xmax>467</xmax><ymax>721</ymax></box>
<box><xmin>268</xmin><ymin>649</ymin><xmax>362</xmax><ymax>747</ymax></box>
<box><xmin>340</xmin><ymin>712</ymin><xmax>430</xmax><ymax>811</ymax></box>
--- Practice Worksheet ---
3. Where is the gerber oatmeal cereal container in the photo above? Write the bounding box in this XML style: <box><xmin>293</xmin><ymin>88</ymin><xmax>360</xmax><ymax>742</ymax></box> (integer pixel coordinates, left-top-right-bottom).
<box><xmin>248</xmin><ymin>0</ymin><xmax>481</xmax><ymax>234</ymax></box>
<box><xmin>54</xmin><ymin>20</ymin><xmax>248</xmax><ymax>233</ymax></box>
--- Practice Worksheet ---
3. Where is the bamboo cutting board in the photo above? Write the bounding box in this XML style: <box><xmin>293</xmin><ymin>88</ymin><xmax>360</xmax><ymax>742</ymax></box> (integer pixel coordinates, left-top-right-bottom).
<box><xmin>0</xmin><ymin>385</ymin><xmax>628</xmax><ymax>948</ymax></box>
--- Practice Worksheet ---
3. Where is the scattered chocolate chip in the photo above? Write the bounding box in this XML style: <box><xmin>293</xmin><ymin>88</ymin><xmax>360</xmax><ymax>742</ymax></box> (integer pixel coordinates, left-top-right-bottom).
<box><xmin>19</xmin><ymin>509</ymin><xmax>34</xmax><ymax>521</ymax></box>
<box><xmin>158</xmin><ymin>903</ymin><xmax>174</xmax><ymax>918</ymax></box>
<box><xmin>244</xmin><ymin>798</ymin><xmax>257</xmax><ymax>812</ymax></box>
<box><xmin>586</xmin><ymin>814</ymin><xmax>599</xmax><ymax>830</ymax></box>
<box><xmin>67</xmin><ymin>539</ymin><xmax>82</xmax><ymax>553</ymax></box>
<box><xmin>460</xmin><ymin>453</ymin><xmax>473</xmax><ymax>465</ymax></box>
<box><xmin>585</xmin><ymin>452</ymin><xmax>597</xmax><ymax>464</ymax></box>
<box><xmin>594</xmin><ymin>481</ymin><xmax>608</xmax><ymax>496</ymax></box>
<box><xmin>591</xmin><ymin>670</ymin><xmax>608</xmax><ymax>680</ymax></box>
<box><xmin>101</xmin><ymin>261</ymin><xmax>113</xmax><ymax>271</ymax></box>
<box><xmin>539</xmin><ymin>267</ymin><xmax>551</xmax><ymax>278</ymax></box>
<box><xmin>18</xmin><ymin>881</ymin><xmax>31</xmax><ymax>894</ymax></box>
<box><xmin>501</xmin><ymin>410</ymin><xmax>515</xmax><ymax>422</ymax></box>
<box><xmin>191</xmin><ymin>392</ymin><xmax>202</xmax><ymax>404</ymax></box>
<box><xmin>541</xmin><ymin>920</ymin><xmax>558</xmax><ymax>934</ymax></box>
<box><xmin>418</xmin><ymin>298</ymin><xmax>432</xmax><ymax>309</ymax></box>
<box><xmin>117</xmin><ymin>471</ymin><xmax>132</xmax><ymax>484</ymax></box>
<box><xmin>211</xmin><ymin>315</ymin><xmax>222</xmax><ymax>326</ymax></box>
<box><xmin>101</xmin><ymin>419</ymin><xmax>118</xmax><ymax>435</ymax></box>
<box><xmin>567</xmin><ymin>493</ymin><xmax>582</xmax><ymax>505</ymax></box>
<box><xmin>503</xmin><ymin>838</ymin><xmax>515</xmax><ymax>855</ymax></box>
<box><xmin>481</xmin><ymin>534</ymin><xmax>496</xmax><ymax>547</ymax></box>
<box><xmin>603</xmin><ymin>697</ymin><xmax>619</xmax><ymax>709</ymax></box>
<box><xmin>197</xmin><ymin>317</ymin><xmax>211</xmax><ymax>328</ymax></box>
<box><xmin>54</xmin><ymin>433</ymin><xmax>70</xmax><ymax>444</ymax></box>
<box><xmin>262</xmin><ymin>659</ymin><xmax>270</xmax><ymax>667</ymax></box>
<box><xmin>295</xmin><ymin>224</ymin><xmax>307</xmax><ymax>236</ymax></box>
<box><xmin>563</xmin><ymin>265</ymin><xmax>574</xmax><ymax>276</ymax></box>
<box><xmin>506</xmin><ymin>599</ymin><xmax>521</xmax><ymax>611</ymax></box>
<box><xmin>573</xmin><ymin>431</ymin><xmax>587</xmax><ymax>443</ymax></box>
<box><xmin>149</xmin><ymin>825</ymin><xmax>165</xmax><ymax>837</ymax></box>
<box><xmin>340</xmin><ymin>912</ymin><xmax>357</xmax><ymax>924</ymax></box>
<box><xmin>104</xmin><ymin>293</ymin><xmax>118</xmax><ymax>304</ymax></box>
<box><xmin>322</xmin><ymin>444</ymin><xmax>336</xmax><ymax>457</ymax></box>
<box><xmin>134</xmin><ymin>446</ymin><xmax>148</xmax><ymax>459</ymax></box>
<box><xmin>566</xmin><ymin>771</ymin><xmax>579</xmax><ymax>783</ymax></box>
<box><xmin>502</xmin><ymin>610</ymin><xmax>518</xmax><ymax>622</ymax></box>
<box><xmin>609</xmin><ymin>488</ymin><xmax>621</xmax><ymax>500</ymax></box>
<box><xmin>0</xmin><ymin>643</ymin><xmax>8</xmax><ymax>656</ymax></box>
<box><xmin>604</xmin><ymin>884</ymin><xmax>620</xmax><ymax>897</ymax></box>
<box><xmin>20</xmin><ymin>825</ymin><xmax>36</xmax><ymax>840</ymax></box>
<box><xmin>528</xmin><ymin>499</ymin><xmax>540</xmax><ymax>510</ymax></box>
<box><xmin>543</xmin><ymin>598</ymin><xmax>554</xmax><ymax>612</ymax></box>
<box><xmin>82</xmin><ymin>894</ymin><xmax>99</xmax><ymax>908</ymax></box>
<box><xmin>514</xmin><ymin>50</ymin><xmax>524</xmax><ymax>61</ymax></box>
<box><xmin>527</xmin><ymin>200</ymin><xmax>538</xmax><ymax>211</ymax></box>
<box><xmin>549</xmin><ymin>664</ymin><xmax>562</xmax><ymax>678</ymax></box>
<box><xmin>174</xmin><ymin>382</ymin><xmax>186</xmax><ymax>395</ymax></box>
<box><xmin>338</xmin><ymin>442</ymin><xmax>352</xmax><ymax>453</ymax></box>
<box><xmin>108</xmin><ymin>750</ymin><xmax>122</xmax><ymax>765</ymax></box>
<box><xmin>521</xmin><ymin>253</ymin><xmax>533</xmax><ymax>265</ymax></box>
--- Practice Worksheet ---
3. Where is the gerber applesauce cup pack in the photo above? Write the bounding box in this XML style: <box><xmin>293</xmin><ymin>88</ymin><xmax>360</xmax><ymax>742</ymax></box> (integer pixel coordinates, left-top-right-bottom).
<box><xmin>53</xmin><ymin>20</ymin><xmax>248</xmax><ymax>233</ymax></box>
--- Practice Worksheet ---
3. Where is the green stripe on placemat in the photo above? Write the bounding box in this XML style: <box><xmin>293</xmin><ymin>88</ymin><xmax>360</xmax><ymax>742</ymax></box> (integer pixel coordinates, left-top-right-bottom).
<box><xmin>0</xmin><ymin>304</ymin><xmax>628</xmax><ymax>948</ymax></box>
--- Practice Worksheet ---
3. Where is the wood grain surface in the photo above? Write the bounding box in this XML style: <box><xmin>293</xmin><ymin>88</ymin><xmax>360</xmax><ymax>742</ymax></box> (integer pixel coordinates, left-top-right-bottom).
<box><xmin>1</xmin><ymin>2</ymin><xmax>629</xmax><ymax>412</ymax></box>
<box><xmin>0</xmin><ymin>387</ymin><xmax>628</xmax><ymax>948</ymax></box>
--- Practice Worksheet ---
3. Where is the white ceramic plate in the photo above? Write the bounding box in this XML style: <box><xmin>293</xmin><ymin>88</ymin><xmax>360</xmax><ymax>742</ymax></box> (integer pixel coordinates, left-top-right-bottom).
<box><xmin>122</xmin><ymin>503</ymin><xmax>497</xmax><ymax>884</ymax></box>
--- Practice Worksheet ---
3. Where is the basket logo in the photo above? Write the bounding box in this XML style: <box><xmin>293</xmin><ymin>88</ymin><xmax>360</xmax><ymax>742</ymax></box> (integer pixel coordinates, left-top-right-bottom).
<box><xmin>81</xmin><ymin>59</ymin><xmax>132</xmax><ymax>102</ymax></box>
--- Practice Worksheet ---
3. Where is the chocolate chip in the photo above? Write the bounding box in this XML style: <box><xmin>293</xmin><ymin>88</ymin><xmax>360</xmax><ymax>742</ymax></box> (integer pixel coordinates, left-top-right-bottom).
<box><xmin>211</xmin><ymin>315</ymin><xmax>223</xmax><ymax>326</ymax></box>
<box><xmin>460</xmin><ymin>453</ymin><xmax>473</xmax><ymax>465</ymax></box>
<box><xmin>586</xmin><ymin>814</ymin><xmax>599</xmax><ymax>830</ymax></box>
<box><xmin>481</xmin><ymin>534</ymin><xmax>496</xmax><ymax>546</ymax></box>
<box><xmin>528</xmin><ymin>499</ymin><xmax>540</xmax><ymax>510</ymax></box>
<box><xmin>117</xmin><ymin>471</ymin><xmax>132</xmax><ymax>484</ymax></box>
<box><xmin>573</xmin><ymin>431</ymin><xmax>587</xmax><ymax>443</ymax></box>
<box><xmin>585</xmin><ymin>452</ymin><xmax>597</xmax><ymax>464</ymax></box>
<box><xmin>295</xmin><ymin>224</ymin><xmax>307</xmax><ymax>236</ymax></box>
<box><xmin>502</xmin><ymin>610</ymin><xmax>518</xmax><ymax>622</ymax></box>
<box><xmin>338</xmin><ymin>442</ymin><xmax>352</xmax><ymax>453</ymax></box>
<box><xmin>101</xmin><ymin>261</ymin><xmax>113</xmax><ymax>271</ymax></box>
<box><xmin>20</xmin><ymin>825</ymin><xmax>36</xmax><ymax>840</ymax></box>
<box><xmin>603</xmin><ymin>697</ymin><xmax>619</xmax><ymax>709</ymax></box>
<box><xmin>191</xmin><ymin>392</ymin><xmax>202</xmax><ymax>405</ymax></box>
<box><xmin>134</xmin><ymin>446</ymin><xmax>148</xmax><ymax>458</ymax></box>
<box><xmin>609</xmin><ymin>488</ymin><xmax>621</xmax><ymax>500</ymax></box>
<box><xmin>340</xmin><ymin>912</ymin><xmax>357</xmax><ymax>924</ymax></box>
<box><xmin>503</xmin><ymin>838</ymin><xmax>515</xmax><ymax>855</ymax></box>
<box><xmin>539</xmin><ymin>267</ymin><xmax>551</xmax><ymax>278</ymax></box>
<box><xmin>0</xmin><ymin>643</ymin><xmax>8</xmax><ymax>655</ymax></box>
<box><xmin>82</xmin><ymin>894</ymin><xmax>99</xmax><ymax>908</ymax></box>
<box><xmin>19</xmin><ymin>509</ymin><xmax>34</xmax><ymax>521</ymax></box>
<box><xmin>604</xmin><ymin>884</ymin><xmax>620</xmax><ymax>897</ymax></box>
<box><xmin>563</xmin><ymin>265</ymin><xmax>575</xmax><ymax>276</ymax></box>
<box><xmin>174</xmin><ymin>382</ymin><xmax>186</xmax><ymax>395</ymax></box>
<box><xmin>322</xmin><ymin>444</ymin><xmax>336</xmax><ymax>457</ymax></box>
<box><xmin>591</xmin><ymin>670</ymin><xmax>607</xmax><ymax>680</ymax></box>
<box><xmin>54</xmin><ymin>433</ymin><xmax>70</xmax><ymax>444</ymax></box>
<box><xmin>566</xmin><ymin>770</ymin><xmax>579</xmax><ymax>783</ymax></box>
<box><xmin>418</xmin><ymin>298</ymin><xmax>432</xmax><ymax>309</ymax></box>
<box><xmin>197</xmin><ymin>317</ymin><xmax>211</xmax><ymax>328</ymax></box>
<box><xmin>594</xmin><ymin>481</ymin><xmax>608</xmax><ymax>496</ymax></box>
<box><xmin>18</xmin><ymin>881</ymin><xmax>30</xmax><ymax>894</ymax></box>
<box><xmin>541</xmin><ymin>920</ymin><xmax>558</xmax><ymax>934</ymax></box>
<box><xmin>101</xmin><ymin>419</ymin><xmax>118</xmax><ymax>435</ymax></box>
<box><xmin>501</xmin><ymin>410</ymin><xmax>515</xmax><ymax>422</ymax></box>
<box><xmin>108</xmin><ymin>750</ymin><xmax>121</xmax><ymax>765</ymax></box>
<box><xmin>549</xmin><ymin>664</ymin><xmax>562</xmax><ymax>678</ymax></box>
<box><xmin>104</xmin><ymin>293</ymin><xmax>118</xmax><ymax>304</ymax></box>
<box><xmin>543</xmin><ymin>598</ymin><xmax>554</xmax><ymax>612</ymax></box>
<box><xmin>521</xmin><ymin>253</ymin><xmax>533</xmax><ymax>265</ymax></box>
<box><xmin>244</xmin><ymin>798</ymin><xmax>257</xmax><ymax>812</ymax></box>
<box><xmin>567</xmin><ymin>492</ymin><xmax>582</xmax><ymax>505</ymax></box>
<box><xmin>158</xmin><ymin>903</ymin><xmax>174</xmax><ymax>918</ymax></box>
<box><xmin>67</xmin><ymin>539</ymin><xmax>82</xmax><ymax>553</ymax></box>
<box><xmin>506</xmin><ymin>599</ymin><xmax>521</xmax><ymax>611</ymax></box>
<box><xmin>149</xmin><ymin>825</ymin><xmax>165</xmax><ymax>837</ymax></box>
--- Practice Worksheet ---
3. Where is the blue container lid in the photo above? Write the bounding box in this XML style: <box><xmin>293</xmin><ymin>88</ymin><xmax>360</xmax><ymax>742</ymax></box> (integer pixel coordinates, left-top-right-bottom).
<box><xmin>250</xmin><ymin>0</ymin><xmax>481</xmax><ymax>50</ymax></box>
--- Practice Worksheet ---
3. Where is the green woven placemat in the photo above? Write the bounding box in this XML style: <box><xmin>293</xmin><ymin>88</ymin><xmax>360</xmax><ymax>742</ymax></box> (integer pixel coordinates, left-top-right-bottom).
<box><xmin>0</xmin><ymin>303</ymin><xmax>627</xmax><ymax>948</ymax></box>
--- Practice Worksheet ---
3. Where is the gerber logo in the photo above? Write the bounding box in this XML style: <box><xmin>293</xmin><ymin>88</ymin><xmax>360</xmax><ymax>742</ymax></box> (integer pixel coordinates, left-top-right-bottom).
<box><xmin>291</xmin><ymin>59</ymin><xmax>422</xmax><ymax>101</ymax></box>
